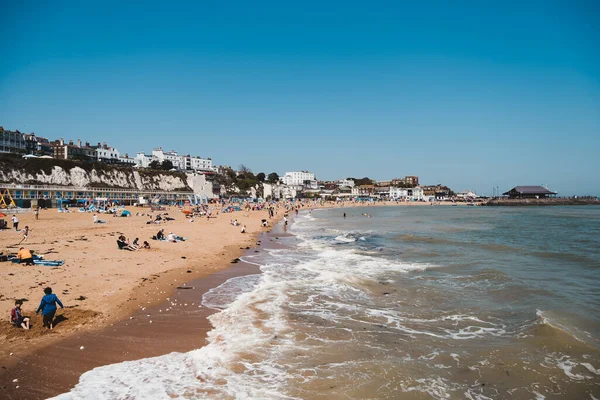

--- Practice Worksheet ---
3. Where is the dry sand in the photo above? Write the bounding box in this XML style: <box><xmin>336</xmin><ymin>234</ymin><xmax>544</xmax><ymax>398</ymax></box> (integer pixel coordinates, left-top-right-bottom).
<box><xmin>0</xmin><ymin>205</ymin><xmax>277</xmax><ymax>350</ymax></box>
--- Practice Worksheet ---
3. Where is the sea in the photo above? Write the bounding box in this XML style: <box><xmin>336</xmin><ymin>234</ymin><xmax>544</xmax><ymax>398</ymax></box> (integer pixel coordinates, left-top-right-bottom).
<box><xmin>56</xmin><ymin>205</ymin><xmax>600</xmax><ymax>399</ymax></box>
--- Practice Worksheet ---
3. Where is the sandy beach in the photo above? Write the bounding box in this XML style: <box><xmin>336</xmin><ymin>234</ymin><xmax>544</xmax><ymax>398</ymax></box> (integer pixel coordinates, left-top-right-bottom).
<box><xmin>0</xmin><ymin>200</ymin><xmax>433</xmax><ymax>398</ymax></box>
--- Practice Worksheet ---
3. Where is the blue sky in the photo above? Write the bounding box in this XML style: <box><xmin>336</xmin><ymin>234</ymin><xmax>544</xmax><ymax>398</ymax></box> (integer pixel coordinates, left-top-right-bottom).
<box><xmin>1</xmin><ymin>1</ymin><xmax>599</xmax><ymax>196</ymax></box>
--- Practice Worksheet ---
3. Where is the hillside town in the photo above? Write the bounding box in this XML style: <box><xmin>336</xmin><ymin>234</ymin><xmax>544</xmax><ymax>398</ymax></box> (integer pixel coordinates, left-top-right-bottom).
<box><xmin>1</xmin><ymin>125</ymin><xmax>482</xmax><ymax>204</ymax></box>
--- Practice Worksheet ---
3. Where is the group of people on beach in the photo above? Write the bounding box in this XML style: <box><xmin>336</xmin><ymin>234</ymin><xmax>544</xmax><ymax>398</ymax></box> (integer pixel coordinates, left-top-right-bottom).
<box><xmin>117</xmin><ymin>234</ymin><xmax>151</xmax><ymax>251</ymax></box>
<box><xmin>10</xmin><ymin>287</ymin><xmax>64</xmax><ymax>330</ymax></box>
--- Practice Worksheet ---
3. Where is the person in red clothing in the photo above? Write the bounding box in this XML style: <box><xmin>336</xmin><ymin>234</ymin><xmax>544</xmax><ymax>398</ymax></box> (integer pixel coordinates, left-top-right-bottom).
<box><xmin>10</xmin><ymin>300</ymin><xmax>30</xmax><ymax>329</ymax></box>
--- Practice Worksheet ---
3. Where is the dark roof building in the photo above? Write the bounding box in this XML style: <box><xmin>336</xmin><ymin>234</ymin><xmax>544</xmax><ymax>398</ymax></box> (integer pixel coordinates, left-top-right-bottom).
<box><xmin>503</xmin><ymin>186</ymin><xmax>557</xmax><ymax>199</ymax></box>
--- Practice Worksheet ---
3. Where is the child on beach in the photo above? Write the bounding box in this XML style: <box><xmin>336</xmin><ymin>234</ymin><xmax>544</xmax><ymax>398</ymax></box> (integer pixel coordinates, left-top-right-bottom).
<box><xmin>10</xmin><ymin>300</ymin><xmax>30</xmax><ymax>329</ymax></box>
<box><xmin>18</xmin><ymin>226</ymin><xmax>30</xmax><ymax>245</ymax></box>
<box><xmin>36</xmin><ymin>287</ymin><xmax>64</xmax><ymax>329</ymax></box>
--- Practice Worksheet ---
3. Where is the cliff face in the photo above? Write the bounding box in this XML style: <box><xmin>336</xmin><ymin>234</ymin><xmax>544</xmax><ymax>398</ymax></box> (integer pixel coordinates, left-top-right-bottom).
<box><xmin>0</xmin><ymin>155</ymin><xmax>191</xmax><ymax>192</ymax></box>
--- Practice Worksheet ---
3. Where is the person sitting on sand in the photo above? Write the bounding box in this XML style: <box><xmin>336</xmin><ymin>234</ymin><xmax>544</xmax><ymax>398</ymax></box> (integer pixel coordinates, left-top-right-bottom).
<box><xmin>36</xmin><ymin>287</ymin><xmax>64</xmax><ymax>330</ymax></box>
<box><xmin>117</xmin><ymin>236</ymin><xmax>138</xmax><ymax>251</ymax></box>
<box><xmin>17</xmin><ymin>247</ymin><xmax>34</xmax><ymax>266</ymax></box>
<box><xmin>93</xmin><ymin>214</ymin><xmax>106</xmax><ymax>224</ymax></box>
<box><xmin>167</xmin><ymin>232</ymin><xmax>177</xmax><ymax>242</ymax></box>
<box><xmin>10</xmin><ymin>300</ymin><xmax>30</xmax><ymax>330</ymax></box>
<box><xmin>156</xmin><ymin>229</ymin><xmax>165</xmax><ymax>240</ymax></box>
<box><xmin>133</xmin><ymin>238</ymin><xmax>139</xmax><ymax>247</ymax></box>
<box><xmin>142</xmin><ymin>241</ymin><xmax>151</xmax><ymax>249</ymax></box>
<box><xmin>241</xmin><ymin>225</ymin><xmax>246</xmax><ymax>233</ymax></box>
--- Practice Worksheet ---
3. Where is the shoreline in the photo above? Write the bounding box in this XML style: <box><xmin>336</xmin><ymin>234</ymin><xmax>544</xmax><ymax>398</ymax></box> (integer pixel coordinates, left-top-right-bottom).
<box><xmin>0</xmin><ymin>200</ymin><xmax>433</xmax><ymax>398</ymax></box>
<box><xmin>0</xmin><ymin>225</ymin><xmax>292</xmax><ymax>399</ymax></box>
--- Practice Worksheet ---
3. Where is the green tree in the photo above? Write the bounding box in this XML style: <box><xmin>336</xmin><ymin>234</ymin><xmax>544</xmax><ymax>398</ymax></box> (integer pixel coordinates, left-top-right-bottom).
<box><xmin>354</xmin><ymin>177</ymin><xmax>373</xmax><ymax>186</ymax></box>
<box><xmin>149</xmin><ymin>160</ymin><xmax>161</xmax><ymax>169</ymax></box>
<box><xmin>161</xmin><ymin>160</ymin><xmax>174</xmax><ymax>170</ymax></box>
<box><xmin>267</xmin><ymin>172</ymin><xmax>279</xmax><ymax>184</ymax></box>
<box><xmin>256</xmin><ymin>172</ymin><xmax>266</xmax><ymax>182</ymax></box>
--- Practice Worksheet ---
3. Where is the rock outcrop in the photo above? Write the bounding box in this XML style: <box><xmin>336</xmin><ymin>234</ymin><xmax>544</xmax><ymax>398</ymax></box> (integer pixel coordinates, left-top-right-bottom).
<box><xmin>0</xmin><ymin>154</ymin><xmax>191</xmax><ymax>192</ymax></box>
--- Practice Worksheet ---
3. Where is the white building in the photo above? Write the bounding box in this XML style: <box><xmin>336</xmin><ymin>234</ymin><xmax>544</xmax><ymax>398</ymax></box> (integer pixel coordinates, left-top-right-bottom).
<box><xmin>135</xmin><ymin>147</ymin><xmax>213</xmax><ymax>172</ymax></box>
<box><xmin>389</xmin><ymin>186</ymin><xmax>425</xmax><ymax>201</ymax></box>
<box><xmin>336</xmin><ymin>178</ymin><xmax>355</xmax><ymax>188</ymax></box>
<box><xmin>189</xmin><ymin>156</ymin><xmax>213</xmax><ymax>171</ymax></box>
<box><xmin>281</xmin><ymin>171</ymin><xmax>317</xmax><ymax>188</ymax></box>
<box><xmin>151</xmin><ymin>148</ymin><xmax>187</xmax><ymax>170</ymax></box>
<box><xmin>96</xmin><ymin>145</ymin><xmax>120</xmax><ymax>162</ymax></box>
<box><xmin>389</xmin><ymin>187</ymin><xmax>408</xmax><ymax>200</ymax></box>
<box><xmin>118</xmin><ymin>155</ymin><xmax>136</xmax><ymax>165</ymax></box>
<box><xmin>456</xmin><ymin>190</ymin><xmax>478</xmax><ymax>199</ymax></box>
<box><xmin>135</xmin><ymin>152</ymin><xmax>153</xmax><ymax>168</ymax></box>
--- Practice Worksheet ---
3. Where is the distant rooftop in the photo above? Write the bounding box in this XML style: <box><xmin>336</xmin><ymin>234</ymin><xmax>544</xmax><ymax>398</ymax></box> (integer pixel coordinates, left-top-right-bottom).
<box><xmin>503</xmin><ymin>186</ymin><xmax>557</xmax><ymax>195</ymax></box>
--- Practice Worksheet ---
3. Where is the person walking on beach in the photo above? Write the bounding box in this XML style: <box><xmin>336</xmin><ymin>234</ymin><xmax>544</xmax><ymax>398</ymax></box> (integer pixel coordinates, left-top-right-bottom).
<box><xmin>34</xmin><ymin>206</ymin><xmax>40</xmax><ymax>220</ymax></box>
<box><xmin>36</xmin><ymin>287</ymin><xmax>64</xmax><ymax>329</ymax></box>
<box><xmin>12</xmin><ymin>214</ymin><xmax>19</xmax><ymax>231</ymax></box>
<box><xmin>10</xmin><ymin>300</ymin><xmax>30</xmax><ymax>329</ymax></box>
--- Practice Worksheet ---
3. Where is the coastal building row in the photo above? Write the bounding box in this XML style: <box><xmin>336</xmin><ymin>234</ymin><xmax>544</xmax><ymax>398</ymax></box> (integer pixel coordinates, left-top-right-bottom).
<box><xmin>134</xmin><ymin>148</ymin><xmax>213</xmax><ymax>172</ymax></box>
<box><xmin>0</xmin><ymin>126</ymin><xmax>214</xmax><ymax>173</ymax></box>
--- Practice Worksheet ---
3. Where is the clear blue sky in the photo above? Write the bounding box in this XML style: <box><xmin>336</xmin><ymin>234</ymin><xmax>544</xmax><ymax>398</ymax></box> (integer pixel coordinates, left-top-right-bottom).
<box><xmin>1</xmin><ymin>1</ymin><xmax>599</xmax><ymax>196</ymax></box>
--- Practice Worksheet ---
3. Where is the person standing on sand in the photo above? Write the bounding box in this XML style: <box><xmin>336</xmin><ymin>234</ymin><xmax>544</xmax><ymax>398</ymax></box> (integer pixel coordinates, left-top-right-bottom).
<box><xmin>12</xmin><ymin>214</ymin><xmax>19</xmax><ymax>231</ymax></box>
<box><xmin>34</xmin><ymin>206</ymin><xmax>39</xmax><ymax>220</ymax></box>
<box><xmin>36</xmin><ymin>287</ymin><xmax>64</xmax><ymax>329</ymax></box>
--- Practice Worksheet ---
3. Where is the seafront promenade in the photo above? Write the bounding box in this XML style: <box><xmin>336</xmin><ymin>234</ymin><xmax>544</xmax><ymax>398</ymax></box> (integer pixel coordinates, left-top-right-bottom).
<box><xmin>0</xmin><ymin>183</ymin><xmax>194</xmax><ymax>207</ymax></box>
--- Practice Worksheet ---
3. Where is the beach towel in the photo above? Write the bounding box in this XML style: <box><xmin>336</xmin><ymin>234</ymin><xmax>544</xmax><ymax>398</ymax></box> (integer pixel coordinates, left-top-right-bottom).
<box><xmin>10</xmin><ymin>255</ymin><xmax>64</xmax><ymax>266</ymax></box>
<box><xmin>33</xmin><ymin>259</ymin><xmax>65</xmax><ymax>266</ymax></box>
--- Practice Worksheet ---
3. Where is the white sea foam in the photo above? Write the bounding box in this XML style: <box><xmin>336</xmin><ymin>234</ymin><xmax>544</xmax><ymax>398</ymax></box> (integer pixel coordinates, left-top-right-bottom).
<box><xmin>542</xmin><ymin>353</ymin><xmax>595</xmax><ymax>381</ymax></box>
<box><xmin>202</xmin><ymin>274</ymin><xmax>261</xmax><ymax>310</ymax></box>
<box><xmin>334</xmin><ymin>234</ymin><xmax>357</xmax><ymax>243</ymax></box>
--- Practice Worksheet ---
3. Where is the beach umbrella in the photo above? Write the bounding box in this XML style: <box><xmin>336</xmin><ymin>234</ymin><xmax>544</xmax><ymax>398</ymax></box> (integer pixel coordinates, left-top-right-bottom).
<box><xmin>0</xmin><ymin>212</ymin><xmax>6</xmax><ymax>217</ymax></box>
